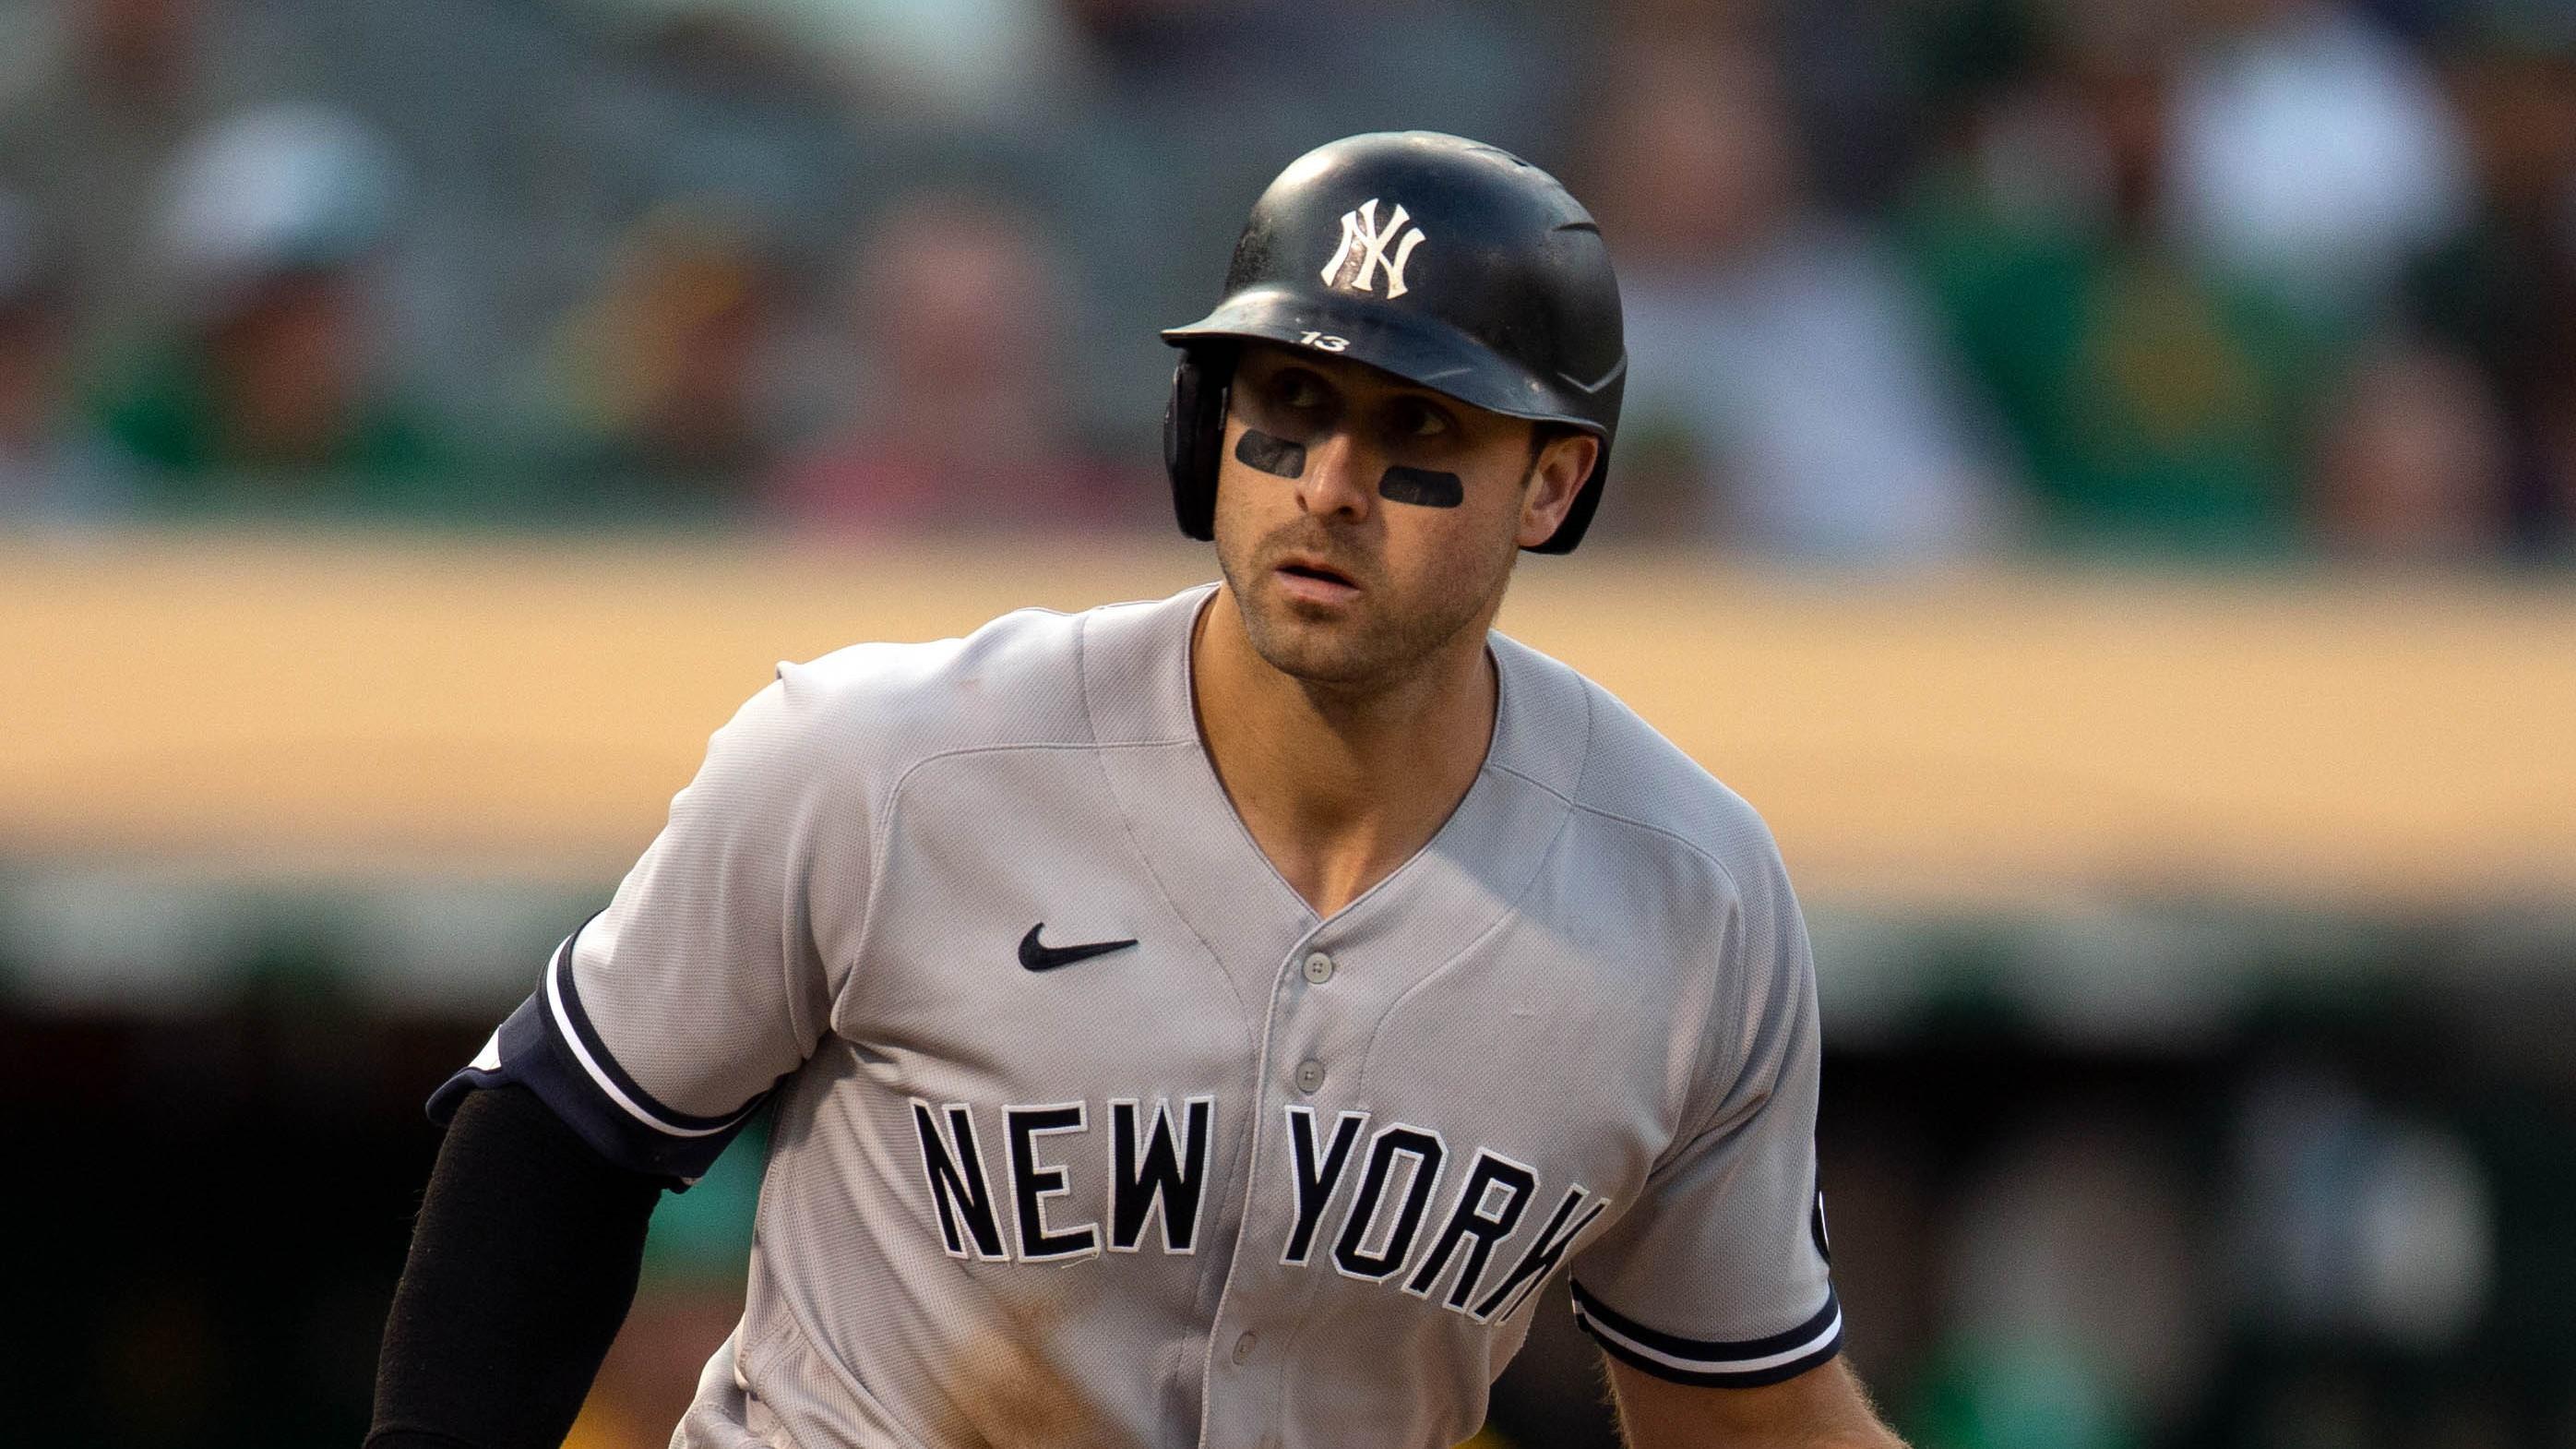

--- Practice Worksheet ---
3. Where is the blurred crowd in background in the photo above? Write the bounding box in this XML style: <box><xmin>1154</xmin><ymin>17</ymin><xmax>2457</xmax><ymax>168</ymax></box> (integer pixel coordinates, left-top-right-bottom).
<box><xmin>2</xmin><ymin>0</ymin><xmax>2573</xmax><ymax>560</ymax></box>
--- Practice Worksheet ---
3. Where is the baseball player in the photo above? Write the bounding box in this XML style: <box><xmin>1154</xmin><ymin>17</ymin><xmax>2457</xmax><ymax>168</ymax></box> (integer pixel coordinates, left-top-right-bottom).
<box><xmin>369</xmin><ymin>132</ymin><xmax>1903</xmax><ymax>1449</ymax></box>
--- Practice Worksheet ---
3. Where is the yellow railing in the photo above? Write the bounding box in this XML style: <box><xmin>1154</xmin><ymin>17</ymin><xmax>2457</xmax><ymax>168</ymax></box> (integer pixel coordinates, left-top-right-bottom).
<box><xmin>5</xmin><ymin>531</ymin><xmax>2570</xmax><ymax>906</ymax></box>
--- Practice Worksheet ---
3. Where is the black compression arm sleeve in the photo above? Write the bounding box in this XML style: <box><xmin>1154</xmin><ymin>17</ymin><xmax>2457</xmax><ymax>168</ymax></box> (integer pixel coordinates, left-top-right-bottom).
<box><xmin>366</xmin><ymin>1083</ymin><xmax>667</xmax><ymax>1449</ymax></box>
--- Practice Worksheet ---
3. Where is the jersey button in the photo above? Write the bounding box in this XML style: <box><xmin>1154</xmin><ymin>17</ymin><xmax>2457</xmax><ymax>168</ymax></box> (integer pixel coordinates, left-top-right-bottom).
<box><xmin>1231</xmin><ymin>1330</ymin><xmax>1258</xmax><ymax>1364</ymax></box>
<box><xmin>1302</xmin><ymin>951</ymin><xmax>1335</xmax><ymax>985</ymax></box>
<box><xmin>1294</xmin><ymin>1060</ymin><xmax>1326</xmax><ymax>1094</ymax></box>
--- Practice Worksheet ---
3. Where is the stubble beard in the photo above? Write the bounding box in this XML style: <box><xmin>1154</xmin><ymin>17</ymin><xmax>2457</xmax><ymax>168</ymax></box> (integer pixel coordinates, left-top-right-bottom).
<box><xmin>1216</xmin><ymin>521</ymin><xmax>1515</xmax><ymax>693</ymax></box>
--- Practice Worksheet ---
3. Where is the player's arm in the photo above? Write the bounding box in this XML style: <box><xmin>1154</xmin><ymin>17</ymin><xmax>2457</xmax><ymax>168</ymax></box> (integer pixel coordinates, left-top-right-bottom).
<box><xmin>368</xmin><ymin>665</ymin><xmax>865</xmax><ymax>1444</ymax></box>
<box><xmin>1607</xmin><ymin>1355</ymin><xmax>1907</xmax><ymax>1449</ymax></box>
<box><xmin>1570</xmin><ymin>815</ymin><xmax>1892</xmax><ymax>1447</ymax></box>
<box><xmin>368</xmin><ymin>1084</ymin><xmax>667</xmax><ymax>1449</ymax></box>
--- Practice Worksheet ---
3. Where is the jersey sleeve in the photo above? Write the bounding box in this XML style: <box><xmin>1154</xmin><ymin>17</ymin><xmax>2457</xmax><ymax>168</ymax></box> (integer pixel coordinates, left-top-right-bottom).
<box><xmin>1568</xmin><ymin>840</ymin><xmax>1841</xmax><ymax>1387</ymax></box>
<box><xmin>429</xmin><ymin>665</ymin><xmax>866</xmax><ymax>1181</ymax></box>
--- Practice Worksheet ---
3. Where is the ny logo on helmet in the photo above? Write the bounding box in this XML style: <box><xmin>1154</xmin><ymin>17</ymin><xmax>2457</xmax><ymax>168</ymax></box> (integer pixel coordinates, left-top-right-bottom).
<box><xmin>1321</xmin><ymin>198</ymin><xmax>1425</xmax><ymax>299</ymax></box>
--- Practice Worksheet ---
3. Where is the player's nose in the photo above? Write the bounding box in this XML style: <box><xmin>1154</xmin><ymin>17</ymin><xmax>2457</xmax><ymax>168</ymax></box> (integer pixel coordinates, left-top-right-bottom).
<box><xmin>1295</xmin><ymin>430</ymin><xmax>1377</xmax><ymax>524</ymax></box>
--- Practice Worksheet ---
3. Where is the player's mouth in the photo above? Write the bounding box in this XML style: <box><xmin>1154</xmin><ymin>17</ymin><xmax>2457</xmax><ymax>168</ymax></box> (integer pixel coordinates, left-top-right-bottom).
<box><xmin>1273</xmin><ymin>556</ymin><xmax>1362</xmax><ymax>605</ymax></box>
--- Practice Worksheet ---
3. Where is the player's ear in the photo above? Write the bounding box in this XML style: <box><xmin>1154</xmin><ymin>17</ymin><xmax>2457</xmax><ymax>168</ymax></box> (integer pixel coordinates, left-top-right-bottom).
<box><xmin>1517</xmin><ymin>429</ymin><xmax>1600</xmax><ymax>550</ymax></box>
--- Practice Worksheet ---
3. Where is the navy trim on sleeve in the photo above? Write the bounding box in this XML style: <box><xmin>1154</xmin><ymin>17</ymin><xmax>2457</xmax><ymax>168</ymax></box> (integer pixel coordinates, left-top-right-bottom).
<box><xmin>427</xmin><ymin>919</ymin><xmax>765</xmax><ymax>1181</ymax></box>
<box><xmin>1569</xmin><ymin>1280</ymin><xmax>1843</xmax><ymax>1388</ymax></box>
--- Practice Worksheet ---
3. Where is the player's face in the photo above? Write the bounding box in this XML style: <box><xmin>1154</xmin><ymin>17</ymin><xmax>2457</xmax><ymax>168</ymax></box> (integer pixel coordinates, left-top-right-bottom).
<box><xmin>1210</xmin><ymin>342</ymin><xmax>1595</xmax><ymax>688</ymax></box>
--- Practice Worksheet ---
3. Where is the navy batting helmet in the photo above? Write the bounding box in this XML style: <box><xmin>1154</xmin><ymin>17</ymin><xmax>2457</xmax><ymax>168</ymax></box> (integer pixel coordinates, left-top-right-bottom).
<box><xmin>1161</xmin><ymin>131</ymin><xmax>1627</xmax><ymax>554</ymax></box>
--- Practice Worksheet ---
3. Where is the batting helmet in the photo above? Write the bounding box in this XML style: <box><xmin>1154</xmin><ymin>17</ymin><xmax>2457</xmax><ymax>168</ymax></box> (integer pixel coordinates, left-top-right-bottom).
<box><xmin>1161</xmin><ymin>131</ymin><xmax>1627</xmax><ymax>554</ymax></box>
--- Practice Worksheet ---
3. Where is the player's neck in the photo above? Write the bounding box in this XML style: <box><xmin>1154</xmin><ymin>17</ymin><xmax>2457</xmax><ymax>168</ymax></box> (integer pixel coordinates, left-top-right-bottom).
<box><xmin>1190</xmin><ymin>590</ymin><xmax>1497</xmax><ymax>918</ymax></box>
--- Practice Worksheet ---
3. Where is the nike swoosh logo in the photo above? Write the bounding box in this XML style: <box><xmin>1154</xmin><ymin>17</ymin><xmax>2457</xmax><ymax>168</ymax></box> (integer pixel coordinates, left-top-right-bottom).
<box><xmin>1019</xmin><ymin>923</ymin><xmax>1139</xmax><ymax>973</ymax></box>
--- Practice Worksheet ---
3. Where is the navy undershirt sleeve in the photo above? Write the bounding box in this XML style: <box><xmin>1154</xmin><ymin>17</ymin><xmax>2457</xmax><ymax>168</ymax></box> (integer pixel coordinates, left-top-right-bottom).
<box><xmin>367</xmin><ymin>1083</ymin><xmax>667</xmax><ymax>1449</ymax></box>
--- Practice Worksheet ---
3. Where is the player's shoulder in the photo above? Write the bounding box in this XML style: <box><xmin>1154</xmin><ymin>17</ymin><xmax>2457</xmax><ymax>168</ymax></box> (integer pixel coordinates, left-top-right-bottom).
<box><xmin>770</xmin><ymin>601</ymin><xmax>1093</xmax><ymax>751</ymax></box>
<box><xmin>746</xmin><ymin>588</ymin><xmax>1198</xmax><ymax>777</ymax></box>
<box><xmin>785</xmin><ymin>599</ymin><xmax>1079</xmax><ymax>706</ymax></box>
<box><xmin>1493</xmin><ymin>632</ymin><xmax>1787</xmax><ymax>894</ymax></box>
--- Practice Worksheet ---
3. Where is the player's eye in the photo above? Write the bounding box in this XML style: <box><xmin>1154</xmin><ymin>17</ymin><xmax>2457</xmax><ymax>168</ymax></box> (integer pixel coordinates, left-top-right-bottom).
<box><xmin>1269</xmin><ymin>370</ymin><xmax>1329</xmax><ymax>410</ymax></box>
<box><xmin>1389</xmin><ymin>397</ymin><xmax>1451</xmax><ymax>440</ymax></box>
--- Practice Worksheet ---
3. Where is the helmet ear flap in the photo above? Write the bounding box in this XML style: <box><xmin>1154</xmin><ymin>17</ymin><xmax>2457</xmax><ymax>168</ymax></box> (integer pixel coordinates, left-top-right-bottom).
<box><xmin>1163</xmin><ymin>349</ymin><xmax>1232</xmax><ymax>542</ymax></box>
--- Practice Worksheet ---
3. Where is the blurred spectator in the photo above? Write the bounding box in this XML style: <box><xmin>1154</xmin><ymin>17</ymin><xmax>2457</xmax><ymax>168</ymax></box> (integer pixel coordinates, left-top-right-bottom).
<box><xmin>1584</xmin><ymin>34</ymin><xmax>2013</xmax><ymax>558</ymax></box>
<box><xmin>0</xmin><ymin>0</ymin><xmax>287</xmax><ymax>360</ymax></box>
<box><xmin>534</xmin><ymin>204</ymin><xmax>791</xmax><ymax>521</ymax></box>
<box><xmin>570</xmin><ymin>0</ymin><xmax>1084</xmax><ymax>120</ymax></box>
<box><xmin>0</xmin><ymin>192</ymin><xmax>125</xmax><ymax>523</ymax></box>
<box><xmin>1901</xmin><ymin>6</ymin><xmax>2348</xmax><ymax>557</ymax></box>
<box><xmin>84</xmin><ymin>102</ymin><xmax>462</xmax><ymax>519</ymax></box>
<box><xmin>767</xmin><ymin>190</ymin><xmax>1143</xmax><ymax>534</ymax></box>
<box><xmin>2164</xmin><ymin>0</ymin><xmax>2475</xmax><ymax>320</ymax></box>
<box><xmin>2228</xmin><ymin>1060</ymin><xmax>2496</xmax><ymax>1348</ymax></box>
<box><xmin>1917</xmin><ymin>1117</ymin><xmax>2208</xmax><ymax>1447</ymax></box>
<box><xmin>2404</xmin><ymin>34</ymin><xmax>2576</xmax><ymax>557</ymax></box>
<box><xmin>2311</xmin><ymin>340</ymin><xmax>2512</xmax><ymax>559</ymax></box>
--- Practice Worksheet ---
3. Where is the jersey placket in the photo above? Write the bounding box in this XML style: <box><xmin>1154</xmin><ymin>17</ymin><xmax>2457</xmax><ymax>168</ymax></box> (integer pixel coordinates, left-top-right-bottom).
<box><xmin>1188</xmin><ymin>924</ymin><xmax>1374</xmax><ymax>1448</ymax></box>
<box><xmin>1205</xmin><ymin>764</ymin><xmax>1578</xmax><ymax>1448</ymax></box>
<box><xmin>1081</xmin><ymin>593</ymin><xmax>1586</xmax><ymax>1447</ymax></box>
<box><xmin>1080</xmin><ymin>594</ymin><xmax>1334</xmax><ymax>1443</ymax></box>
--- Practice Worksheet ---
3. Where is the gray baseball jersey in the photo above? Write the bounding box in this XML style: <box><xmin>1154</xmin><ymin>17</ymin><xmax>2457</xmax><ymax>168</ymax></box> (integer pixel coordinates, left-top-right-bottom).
<box><xmin>435</xmin><ymin>582</ymin><xmax>1840</xmax><ymax>1449</ymax></box>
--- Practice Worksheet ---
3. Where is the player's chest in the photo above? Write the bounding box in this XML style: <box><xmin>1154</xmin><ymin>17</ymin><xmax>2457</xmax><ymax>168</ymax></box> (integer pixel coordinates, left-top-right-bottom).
<box><xmin>815</xmin><ymin>746</ymin><xmax>1692</xmax><ymax>1295</ymax></box>
<box><xmin>830</xmin><ymin>742</ymin><xmax>1675</xmax><ymax>1130</ymax></box>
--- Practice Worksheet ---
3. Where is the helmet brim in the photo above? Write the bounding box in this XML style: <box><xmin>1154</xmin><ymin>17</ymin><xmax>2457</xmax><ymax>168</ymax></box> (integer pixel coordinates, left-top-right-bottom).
<box><xmin>1161</xmin><ymin>284</ymin><xmax>1616</xmax><ymax>441</ymax></box>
